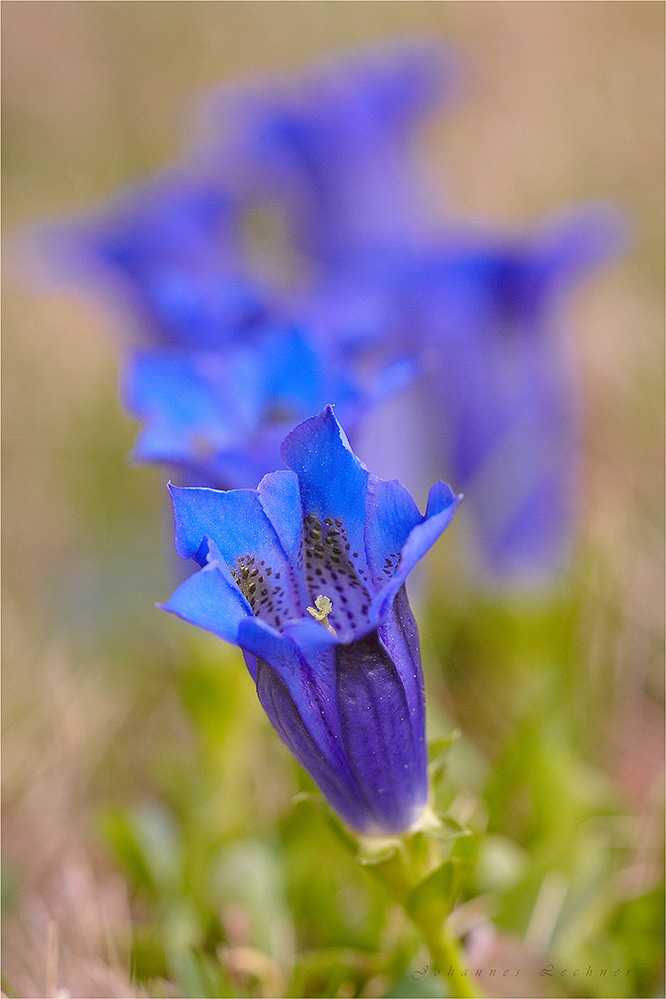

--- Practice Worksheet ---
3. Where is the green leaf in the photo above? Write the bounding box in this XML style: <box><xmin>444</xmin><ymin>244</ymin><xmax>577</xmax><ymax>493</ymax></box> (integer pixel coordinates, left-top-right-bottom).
<box><xmin>102</xmin><ymin>803</ymin><xmax>180</xmax><ymax>897</ymax></box>
<box><xmin>130</xmin><ymin>929</ymin><xmax>168</xmax><ymax>984</ymax></box>
<box><xmin>292</xmin><ymin>791</ymin><xmax>359</xmax><ymax>855</ymax></box>
<box><xmin>427</xmin><ymin>812</ymin><xmax>474</xmax><ymax>845</ymax></box>
<box><xmin>212</xmin><ymin>840</ymin><xmax>294</xmax><ymax>964</ymax></box>
<box><xmin>405</xmin><ymin>861</ymin><xmax>457</xmax><ymax>927</ymax></box>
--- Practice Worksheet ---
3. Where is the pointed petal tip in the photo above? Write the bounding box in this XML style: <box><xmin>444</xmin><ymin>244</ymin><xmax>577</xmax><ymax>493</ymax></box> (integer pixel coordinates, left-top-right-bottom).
<box><xmin>156</xmin><ymin>597</ymin><xmax>180</xmax><ymax>616</ymax></box>
<box><xmin>424</xmin><ymin>479</ymin><xmax>463</xmax><ymax>518</ymax></box>
<box><xmin>155</xmin><ymin>597</ymin><xmax>188</xmax><ymax>618</ymax></box>
<box><xmin>279</xmin><ymin>404</ymin><xmax>343</xmax><ymax>464</ymax></box>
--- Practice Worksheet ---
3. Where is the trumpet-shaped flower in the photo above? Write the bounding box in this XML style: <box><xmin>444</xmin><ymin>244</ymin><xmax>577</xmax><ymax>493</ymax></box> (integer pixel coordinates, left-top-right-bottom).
<box><xmin>161</xmin><ymin>407</ymin><xmax>461</xmax><ymax>834</ymax></box>
<box><xmin>125</xmin><ymin>326</ymin><xmax>415</xmax><ymax>489</ymax></box>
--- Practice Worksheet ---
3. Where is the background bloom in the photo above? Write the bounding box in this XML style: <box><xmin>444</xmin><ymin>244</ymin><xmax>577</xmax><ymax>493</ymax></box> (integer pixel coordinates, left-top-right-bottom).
<box><xmin>40</xmin><ymin>170</ymin><xmax>270</xmax><ymax>348</ymax></box>
<box><xmin>193</xmin><ymin>49</ymin><xmax>627</xmax><ymax>586</ymax></box>
<box><xmin>162</xmin><ymin>407</ymin><xmax>461</xmax><ymax>833</ymax></box>
<box><xmin>394</xmin><ymin>204</ymin><xmax>628</xmax><ymax>581</ymax></box>
<box><xmin>202</xmin><ymin>39</ymin><xmax>459</xmax><ymax>271</ymax></box>
<box><xmin>30</xmin><ymin>42</ymin><xmax>627</xmax><ymax>590</ymax></box>
<box><xmin>125</xmin><ymin>326</ymin><xmax>415</xmax><ymax>489</ymax></box>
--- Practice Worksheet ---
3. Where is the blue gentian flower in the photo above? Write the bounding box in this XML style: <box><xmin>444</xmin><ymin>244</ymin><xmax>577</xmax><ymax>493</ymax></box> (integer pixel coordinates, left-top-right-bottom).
<box><xmin>161</xmin><ymin>407</ymin><xmax>461</xmax><ymax>834</ymax></box>
<box><xmin>206</xmin><ymin>40</ymin><xmax>458</xmax><ymax>271</ymax></box>
<box><xmin>397</xmin><ymin>205</ymin><xmax>627</xmax><ymax>582</ymax></box>
<box><xmin>125</xmin><ymin>326</ymin><xmax>415</xmax><ymax>489</ymax></box>
<box><xmin>42</xmin><ymin>171</ymin><xmax>269</xmax><ymax>348</ymax></box>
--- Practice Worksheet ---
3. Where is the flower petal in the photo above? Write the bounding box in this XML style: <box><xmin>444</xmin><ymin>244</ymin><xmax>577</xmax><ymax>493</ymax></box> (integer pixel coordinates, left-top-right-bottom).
<box><xmin>210</xmin><ymin>40</ymin><xmax>457</xmax><ymax>268</ymax></box>
<box><xmin>280</xmin><ymin>405</ymin><xmax>370</xmax><ymax>564</ymax></box>
<box><xmin>363</xmin><ymin>475</ymin><xmax>423</xmax><ymax>589</ymax></box>
<box><xmin>335</xmin><ymin>631</ymin><xmax>428</xmax><ymax>832</ymax></box>
<box><xmin>378</xmin><ymin>583</ymin><xmax>426</xmax><ymax>743</ymax></box>
<box><xmin>170</xmin><ymin>483</ymin><xmax>276</xmax><ymax>565</ymax></box>
<box><xmin>169</xmin><ymin>479</ymin><xmax>306</xmax><ymax>629</ymax></box>
<box><xmin>241</xmin><ymin>617</ymin><xmax>374</xmax><ymax>830</ymax></box>
<box><xmin>246</xmin><ymin>614</ymin><xmax>427</xmax><ymax>834</ymax></box>
<box><xmin>255</xmin><ymin>470</ymin><xmax>306</xmax><ymax>571</ymax></box>
<box><xmin>255</xmin><ymin>656</ymin><xmax>373</xmax><ymax>832</ymax></box>
<box><xmin>42</xmin><ymin>171</ymin><xmax>267</xmax><ymax>348</ymax></box>
<box><xmin>535</xmin><ymin>201</ymin><xmax>630</xmax><ymax>288</ymax></box>
<box><xmin>369</xmin><ymin>481</ymin><xmax>462</xmax><ymax>625</ymax></box>
<box><xmin>125</xmin><ymin>349</ymin><xmax>257</xmax><ymax>468</ymax></box>
<box><xmin>160</xmin><ymin>551</ymin><xmax>251</xmax><ymax>645</ymax></box>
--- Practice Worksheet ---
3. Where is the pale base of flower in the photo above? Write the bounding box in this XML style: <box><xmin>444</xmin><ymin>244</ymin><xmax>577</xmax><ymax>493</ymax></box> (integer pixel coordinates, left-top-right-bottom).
<box><xmin>407</xmin><ymin>801</ymin><xmax>445</xmax><ymax>835</ymax></box>
<box><xmin>355</xmin><ymin>800</ymin><xmax>435</xmax><ymax>858</ymax></box>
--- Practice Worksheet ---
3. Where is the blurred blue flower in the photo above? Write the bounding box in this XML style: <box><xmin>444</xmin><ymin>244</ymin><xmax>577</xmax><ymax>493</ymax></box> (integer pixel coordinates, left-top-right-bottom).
<box><xmin>161</xmin><ymin>407</ymin><xmax>461</xmax><ymax>833</ymax></box>
<box><xmin>397</xmin><ymin>204</ymin><xmax>628</xmax><ymax>583</ymax></box>
<box><xmin>125</xmin><ymin>326</ymin><xmax>415</xmax><ymax>489</ymax></box>
<box><xmin>30</xmin><ymin>39</ymin><xmax>626</xmax><ymax>593</ymax></box>
<box><xmin>43</xmin><ymin>170</ymin><xmax>269</xmax><ymax>348</ymax></box>
<box><xmin>205</xmin><ymin>39</ymin><xmax>458</xmax><ymax>271</ymax></box>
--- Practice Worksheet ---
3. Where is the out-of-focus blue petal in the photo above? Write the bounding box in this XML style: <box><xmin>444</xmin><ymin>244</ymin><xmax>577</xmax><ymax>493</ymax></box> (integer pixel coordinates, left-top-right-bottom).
<box><xmin>296</xmin><ymin>274</ymin><xmax>406</xmax><ymax>353</ymax></box>
<box><xmin>386</xmin><ymin>204</ymin><xmax>627</xmax><ymax>584</ymax></box>
<box><xmin>534</xmin><ymin>201</ymin><xmax>630</xmax><ymax>288</ymax></box>
<box><xmin>141</xmin><ymin>269</ymin><xmax>266</xmax><ymax>349</ymax></box>
<box><xmin>473</xmin><ymin>463</ymin><xmax>573</xmax><ymax>585</ymax></box>
<box><xmin>125</xmin><ymin>348</ymin><xmax>262</xmax><ymax>472</ymax></box>
<box><xmin>124</xmin><ymin>325</ymin><xmax>410</xmax><ymax>490</ymax></box>
<box><xmin>43</xmin><ymin>171</ymin><xmax>268</xmax><ymax>348</ymax></box>
<box><xmin>205</xmin><ymin>40</ymin><xmax>459</xmax><ymax>268</ymax></box>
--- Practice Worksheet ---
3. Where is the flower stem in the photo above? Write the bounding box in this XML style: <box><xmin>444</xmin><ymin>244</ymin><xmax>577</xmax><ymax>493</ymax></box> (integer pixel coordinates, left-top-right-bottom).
<box><xmin>354</xmin><ymin>836</ymin><xmax>484</xmax><ymax>999</ymax></box>
<box><xmin>321</xmin><ymin>781</ymin><xmax>484</xmax><ymax>997</ymax></box>
<box><xmin>414</xmin><ymin>916</ymin><xmax>482</xmax><ymax>999</ymax></box>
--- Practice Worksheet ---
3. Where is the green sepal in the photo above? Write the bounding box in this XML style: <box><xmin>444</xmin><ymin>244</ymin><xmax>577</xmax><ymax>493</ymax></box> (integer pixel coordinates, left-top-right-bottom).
<box><xmin>428</xmin><ymin>731</ymin><xmax>461</xmax><ymax>783</ymax></box>
<box><xmin>405</xmin><ymin>860</ymin><xmax>458</xmax><ymax>928</ymax></box>
<box><xmin>428</xmin><ymin>812</ymin><xmax>473</xmax><ymax>845</ymax></box>
<box><xmin>356</xmin><ymin>834</ymin><xmax>404</xmax><ymax>866</ymax></box>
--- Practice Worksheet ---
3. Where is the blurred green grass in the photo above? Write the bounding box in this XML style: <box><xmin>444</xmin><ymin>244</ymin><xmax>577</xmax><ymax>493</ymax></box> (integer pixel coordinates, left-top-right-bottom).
<box><xmin>2</xmin><ymin>3</ymin><xmax>664</xmax><ymax>998</ymax></box>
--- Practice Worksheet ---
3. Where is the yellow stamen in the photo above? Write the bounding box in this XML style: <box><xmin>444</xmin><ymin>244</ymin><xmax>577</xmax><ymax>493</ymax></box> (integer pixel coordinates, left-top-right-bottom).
<box><xmin>307</xmin><ymin>594</ymin><xmax>336</xmax><ymax>636</ymax></box>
